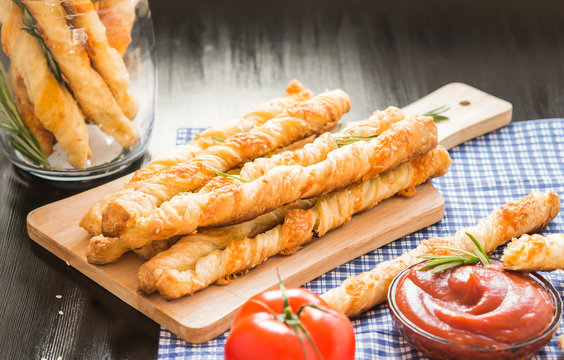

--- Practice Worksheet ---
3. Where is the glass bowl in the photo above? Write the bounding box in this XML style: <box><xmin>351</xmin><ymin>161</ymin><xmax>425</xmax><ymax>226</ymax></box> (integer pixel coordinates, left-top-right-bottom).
<box><xmin>0</xmin><ymin>0</ymin><xmax>155</xmax><ymax>181</ymax></box>
<box><xmin>387</xmin><ymin>262</ymin><xmax>562</xmax><ymax>360</ymax></box>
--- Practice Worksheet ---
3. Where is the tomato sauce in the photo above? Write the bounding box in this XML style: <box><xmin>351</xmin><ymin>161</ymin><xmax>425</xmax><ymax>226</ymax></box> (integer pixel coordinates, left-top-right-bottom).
<box><xmin>395</xmin><ymin>263</ymin><xmax>555</xmax><ymax>347</ymax></box>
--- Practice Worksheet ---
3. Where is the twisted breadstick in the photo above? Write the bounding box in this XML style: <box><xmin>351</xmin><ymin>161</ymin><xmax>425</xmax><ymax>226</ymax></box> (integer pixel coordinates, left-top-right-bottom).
<box><xmin>239</xmin><ymin>106</ymin><xmax>405</xmax><ymax>181</ymax></box>
<box><xmin>321</xmin><ymin>191</ymin><xmax>560</xmax><ymax>316</ymax></box>
<box><xmin>97</xmin><ymin>0</ymin><xmax>136</xmax><ymax>56</ymax></box>
<box><xmin>138</xmin><ymin>199</ymin><xmax>316</xmax><ymax>294</ymax></box>
<box><xmin>151</xmin><ymin>146</ymin><xmax>451</xmax><ymax>299</ymax></box>
<box><xmin>1</xmin><ymin>4</ymin><xmax>89</xmax><ymax>168</ymax></box>
<box><xmin>115</xmin><ymin>114</ymin><xmax>437</xmax><ymax>249</ymax></box>
<box><xmin>23</xmin><ymin>0</ymin><xmax>137</xmax><ymax>148</ymax></box>
<box><xmin>101</xmin><ymin>89</ymin><xmax>350</xmax><ymax>238</ymax></box>
<box><xmin>64</xmin><ymin>0</ymin><xmax>138</xmax><ymax>120</ymax></box>
<box><xmin>80</xmin><ymin>80</ymin><xmax>313</xmax><ymax>236</ymax></box>
<box><xmin>10</xmin><ymin>66</ymin><xmax>53</xmax><ymax>156</ymax></box>
<box><xmin>502</xmin><ymin>234</ymin><xmax>564</xmax><ymax>271</ymax></box>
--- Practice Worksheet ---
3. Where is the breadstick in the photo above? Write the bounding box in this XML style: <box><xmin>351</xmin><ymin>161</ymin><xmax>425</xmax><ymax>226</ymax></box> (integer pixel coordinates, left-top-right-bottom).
<box><xmin>23</xmin><ymin>0</ymin><xmax>137</xmax><ymax>148</ymax></box>
<box><xmin>152</xmin><ymin>146</ymin><xmax>451</xmax><ymax>299</ymax></box>
<box><xmin>138</xmin><ymin>199</ymin><xmax>316</xmax><ymax>293</ymax></box>
<box><xmin>101</xmin><ymin>89</ymin><xmax>350</xmax><ymax>238</ymax></box>
<box><xmin>79</xmin><ymin>80</ymin><xmax>312</xmax><ymax>236</ymax></box>
<box><xmin>116</xmin><ymin>114</ymin><xmax>437</xmax><ymax>249</ymax></box>
<box><xmin>321</xmin><ymin>191</ymin><xmax>560</xmax><ymax>317</ymax></box>
<box><xmin>10</xmin><ymin>66</ymin><xmax>53</xmax><ymax>156</ymax></box>
<box><xmin>239</xmin><ymin>106</ymin><xmax>405</xmax><ymax>181</ymax></box>
<box><xmin>502</xmin><ymin>234</ymin><xmax>564</xmax><ymax>271</ymax></box>
<box><xmin>559</xmin><ymin>335</ymin><xmax>564</xmax><ymax>350</ymax></box>
<box><xmin>64</xmin><ymin>0</ymin><xmax>138</xmax><ymax>120</ymax></box>
<box><xmin>97</xmin><ymin>0</ymin><xmax>136</xmax><ymax>56</ymax></box>
<box><xmin>1</xmin><ymin>5</ymin><xmax>90</xmax><ymax>168</ymax></box>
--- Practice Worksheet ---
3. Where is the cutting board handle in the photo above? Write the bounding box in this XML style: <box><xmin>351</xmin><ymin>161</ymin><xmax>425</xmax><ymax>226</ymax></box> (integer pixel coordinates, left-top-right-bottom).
<box><xmin>401</xmin><ymin>83</ymin><xmax>513</xmax><ymax>150</ymax></box>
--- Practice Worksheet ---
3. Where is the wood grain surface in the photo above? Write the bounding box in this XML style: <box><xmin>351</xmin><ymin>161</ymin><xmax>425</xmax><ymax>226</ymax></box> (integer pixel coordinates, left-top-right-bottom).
<box><xmin>1</xmin><ymin>0</ymin><xmax>563</xmax><ymax>358</ymax></box>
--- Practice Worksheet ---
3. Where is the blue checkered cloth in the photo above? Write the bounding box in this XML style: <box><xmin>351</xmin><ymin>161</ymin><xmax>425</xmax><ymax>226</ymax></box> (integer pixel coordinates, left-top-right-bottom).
<box><xmin>161</xmin><ymin>119</ymin><xmax>564</xmax><ymax>359</ymax></box>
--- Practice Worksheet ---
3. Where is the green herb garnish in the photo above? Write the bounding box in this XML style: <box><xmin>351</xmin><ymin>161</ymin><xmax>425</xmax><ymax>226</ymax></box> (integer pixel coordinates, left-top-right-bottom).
<box><xmin>334</xmin><ymin>134</ymin><xmax>379</xmax><ymax>147</ymax></box>
<box><xmin>211</xmin><ymin>136</ymin><xmax>225</xmax><ymax>142</ymax></box>
<box><xmin>423</xmin><ymin>105</ymin><xmax>450</xmax><ymax>123</ymax></box>
<box><xmin>0</xmin><ymin>63</ymin><xmax>50</xmax><ymax>167</ymax></box>
<box><xmin>207</xmin><ymin>167</ymin><xmax>249</xmax><ymax>183</ymax></box>
<box><xmin>416</xmin><ymin>232</ymin><xmax>491</xmax><ymax>273</ymax></box>
<box><xmin>12</xmin><ymin>0</ymin><xmax>63</xmax><ymax>83</ymax></box>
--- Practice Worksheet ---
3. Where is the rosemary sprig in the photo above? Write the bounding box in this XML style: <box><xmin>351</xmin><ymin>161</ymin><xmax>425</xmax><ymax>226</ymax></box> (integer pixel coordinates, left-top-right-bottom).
<box><xmin>423</xmin><ymin>105</ymin><xmax>450</xmax><ymax>123</ymax></box>
<box><xmin>211</xmin><ymin>136</ymin><xmax>225</xmax><ymax>142</ymax></box>
<box><xmin>333</xmin><ymin>134</ymin><xmax>379</xmax><ymax>147</ymax></box>
<box><xmin>12</xmin><ymin>0</ymin><xmax>63</xmax><ymax>83</ymax></box>
<box><xmin>207</xmin><ymin>167</ymin><xmax>249</xmax><ymax>183</ymax></box>
<box><xmin>0</xmin><ymin>63</ymin><xmax>50</xmax><ymax>167</ymax></box>
<box><xmin>416</xmin><ymin>232</ymin><xmax>491</xmax><ymax>273</ymax></box>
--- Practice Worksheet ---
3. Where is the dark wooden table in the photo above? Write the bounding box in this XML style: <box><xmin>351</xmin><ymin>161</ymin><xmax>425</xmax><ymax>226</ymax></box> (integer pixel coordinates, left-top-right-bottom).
<box><xmin>1</xmin><ymin>0</ymin><xmax>563</xmax><ymax>358</ymax></box>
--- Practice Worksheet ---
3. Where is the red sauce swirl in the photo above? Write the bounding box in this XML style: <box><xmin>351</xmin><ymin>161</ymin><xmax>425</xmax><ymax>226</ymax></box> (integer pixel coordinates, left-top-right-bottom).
<box><xmin>395</xmin><ymin>263</ymin><xmax>555</xmax><ymax>347</ymax></box>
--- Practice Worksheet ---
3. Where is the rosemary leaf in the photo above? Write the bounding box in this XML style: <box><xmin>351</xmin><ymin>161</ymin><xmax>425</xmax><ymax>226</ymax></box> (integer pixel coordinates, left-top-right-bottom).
<box><xmin>423</xmin><ymin>105</ymin><xmax>450</xmax><ymax>123</ymax></box>
<box><xmin>0</xmin><ymin>62</ymin><xmax>50</xmax><ymax>167</ymax></box>
<box><xmin>431</xmin><ymin>261</ymin><xmax>464</xmax><ymax>274</ymax></box>
<box><xmin>207</xmin><ymin>167</ymin><xmax>249</xmax><ymax>183</ymax></box>
<box><xmin>211</xmin><ymin>136</ymin><xmax>225</xmax><ymax>142</ymax></box>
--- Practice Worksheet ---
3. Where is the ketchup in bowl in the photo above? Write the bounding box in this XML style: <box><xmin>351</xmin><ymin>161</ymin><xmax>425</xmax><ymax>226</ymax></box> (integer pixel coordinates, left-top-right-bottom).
<box><xmin>388</xmin><ymin>262</ymin><xmax>561</xmax><ymax>360</ymax></box>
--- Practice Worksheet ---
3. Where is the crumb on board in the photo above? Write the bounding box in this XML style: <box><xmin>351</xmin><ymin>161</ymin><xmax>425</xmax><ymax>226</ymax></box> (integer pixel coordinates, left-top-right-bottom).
<box><xmin>58</xmin><ymin>310</ymin><xmax>64</xmax><ymax>315</ymax></box>
<box><xmin>56</xmin><ymin>295</ymin><xmax>62</xmax><ymax>299</ymax></box>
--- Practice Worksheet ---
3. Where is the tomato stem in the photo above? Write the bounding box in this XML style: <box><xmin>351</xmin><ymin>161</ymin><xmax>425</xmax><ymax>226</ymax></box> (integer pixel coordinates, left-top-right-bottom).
<box><xmin>276</xmin><ymin>269</ymin><xmax>323</xmax><ymax>360</ymax></box>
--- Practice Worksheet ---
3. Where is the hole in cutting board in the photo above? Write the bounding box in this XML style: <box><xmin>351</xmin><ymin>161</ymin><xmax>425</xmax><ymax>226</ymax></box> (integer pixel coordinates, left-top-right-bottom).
<box><xmin>459</xmin><ymin>100</ymin><xmax>471</xmax><ymax>106</ymax></box>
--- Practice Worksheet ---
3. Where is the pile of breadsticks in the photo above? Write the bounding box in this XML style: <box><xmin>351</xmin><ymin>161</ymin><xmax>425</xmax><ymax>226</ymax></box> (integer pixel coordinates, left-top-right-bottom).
<box><xmin>80</xmin><ymin>79</ymin><xmax>456</xmax><ymax>301</ymax></box>
<box><xmin>0</xmin><ymin>0</ymin><xmax>138</xmax><ymax>168</ymax></box>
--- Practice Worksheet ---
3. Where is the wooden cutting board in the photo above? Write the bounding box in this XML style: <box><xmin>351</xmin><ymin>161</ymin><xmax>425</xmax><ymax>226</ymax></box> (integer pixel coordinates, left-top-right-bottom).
<box><xmin>27</xmin><ymin>82</ymin><xmax>512</xmax><ymax>343</ymax></box>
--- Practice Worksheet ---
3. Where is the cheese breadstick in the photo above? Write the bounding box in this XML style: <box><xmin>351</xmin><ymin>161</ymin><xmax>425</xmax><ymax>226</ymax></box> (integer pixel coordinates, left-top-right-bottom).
<box><xmin>64</xmin><ymin>0</ymin><xmax>139</xmax><ymax>120</ymax></box>
<box><xmin>115</xmin><ymin>114</ymin><xmax>437</xmax><ymax>249</ymax></box>
<box><xmin>152</xmin><ymin>146</ymin><xmax>451</xmax><ymax>299</ymax></box>
<box><xmin>79</xmin><ymin>80</ymin><xmax>313</xmax><ymax>236</ymax></box>
<box><xmin>559</xmin><ymin>335</ymin><xmax>564</xmax><ymax>350</ymax></box>
<box><xmin>10</xmin><ymin>66</ymin><xmax>53</xmax><ymax>156</ymax></box>
<box><xmin>321</xmin><ymin>191</ymin><xmax>560</xmax><ymax>316</ymax></box>
<box><xmin>502</xmin><ymin>234</ymin><xmax>564</xmax><ymax>271</ymax></box>
<box><xmin>23</xmin><ymin>0</ymin><xmax>138</xmax><ymax>148</ymax></box>
<box><xmin>239</xmin><ymin>106</ymin><xmax>405</xmax><ymax>181</ymax></box>
<box><xmin>101</xmin><ymin>89</ymin><xmax>350</xmax><ymax>238</ymax></box>
<box><xmin>1</xmin><ymin>5</ymin><xmax>90</xmax><ymax>168</ymax></box>
<box><xmin>97</xmin><ymin>0</ymin><xmax>136</xmax><ymax>56</ymax></box>
<box><xmin>138</xmin><ymin>199</ymin><xmax>316</xmax><ymax>293</ymax></box>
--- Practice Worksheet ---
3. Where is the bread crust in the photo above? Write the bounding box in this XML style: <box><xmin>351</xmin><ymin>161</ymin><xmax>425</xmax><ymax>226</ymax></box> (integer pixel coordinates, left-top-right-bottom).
<box><xmin>101</xmin><ymin>89</ymin><xmax>350</xmax><ymax>238</ymax></box>
<box><xmin>150</xmin><ymin>146</ymin><xmax>451</xmax><ymax>299</ymax></box>
<box><xmin>2</xmin><ymin>5</ymin><xmax>89</xmax><ymax>168</ymax></box>
<box><xmin>79</xmin><ymin>80</ymin><xmax>313</xmax><ymax>236</ymax></box>
<box><xmin>321</xmin><ymin>191</ymin><xmax>561</xmax><ymax>316</ymax></box>
<box><xmin>502</xmin><ymin>233</ymin><xmax>564</xmax><ymax>271</ymax></box>
<box><xmin>23</xmin><ymin>0</ymin><xmax>137</xmax><ymax>148</ymax></box>
<box><xmin>97</xmin><ymin>0</ymin><xmax>136</xmax><ymax>56</ymax></box>
<box><xmin>117</xmin><ymin>114</ymin><xmax>437</xmax><ymax>249</ymax></box>
<box><xmin>64</xmin><ymin>0</ymin><xmax>138</xmax><ymax>119</ymax></box>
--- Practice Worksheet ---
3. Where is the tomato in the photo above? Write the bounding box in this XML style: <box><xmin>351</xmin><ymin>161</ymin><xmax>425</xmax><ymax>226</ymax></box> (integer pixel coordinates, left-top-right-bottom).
<box><xmin>224</xmin><ymin>285</ymin><xmax>355</xmax><ymax>360</ymax></box>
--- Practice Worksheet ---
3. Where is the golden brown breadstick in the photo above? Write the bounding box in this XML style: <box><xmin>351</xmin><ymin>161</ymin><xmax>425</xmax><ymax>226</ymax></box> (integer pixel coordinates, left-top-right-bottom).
<box><xmin>80</xmin><ymin>80</ymin><xmax>313</xmax><ymax>236</ymax></box>
<box><xmin>239</xmin><ymin>106</ymin><xmax>405</xmax><ymax>181</ymax></box>
<box><xmin>138</xmin><ymin>199</ymin><xmax>316</xmax><ymax>293</ymax></box>
<box><xmin>10</xmin><ymin>66</ymin><xmax>53</xmax><ymax>156</ymax></box>
<box><xmin>502</xmin><ymin>234</ymin><xmax>564</xmax><ymax>271</ymax></box>
<box><xmin>152</xmin><ymin>146</ymin><xmax>451</xmax><ymax>299</ymax></box>
<box><xmin>101</xmin><ymin>89</ymin><xmax>350</xmax><ymax>238</ymax></box>
<box><xmin>1</xmin><ymin>4</ymin><xmax>89</xmax><ymax>168</ymax></box>
<box><xmin>321</xmin><ymin>191</ymin><xmax>561</xmax><ymax>317</ymax></box>
<box><xmin>64</xmin><ymin>0</ymin><xmax>138</xmax><ymax>119</ymax></box>
<box><xmin>115</xmin><ymin>114</ymin><xmax>437</xmax><ymax>249</ymax></box>
<box><xmin>559</xmin><ymin>335</ymin><xmax>564</xmax><ymax>350</ymax></box>
<box><xmin>23</xmin><ymin>0</ymin><xmax>137</xmax><ymax>148</ymax></box>
<box><xmin>97</xmin><ymin>0</ymin><xmax>136</xmax><ymax>56</ymax></box>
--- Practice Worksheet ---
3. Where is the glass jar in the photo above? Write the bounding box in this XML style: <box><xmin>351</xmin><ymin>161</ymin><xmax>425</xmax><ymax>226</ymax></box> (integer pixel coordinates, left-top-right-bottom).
<box><xmin>0</xmin><ymin>0</ymin><xmax>155</xmax><ymax>181</ymax></box>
